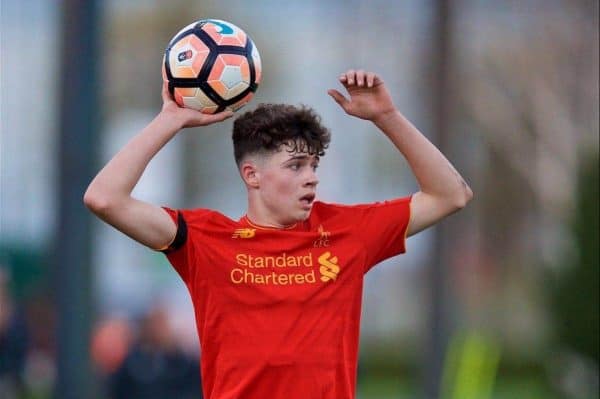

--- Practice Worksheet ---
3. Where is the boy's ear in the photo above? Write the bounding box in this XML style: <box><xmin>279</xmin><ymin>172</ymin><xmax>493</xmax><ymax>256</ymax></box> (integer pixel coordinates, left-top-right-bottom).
<box><xmin>241</xmin><ymin>161</ymin><xmax>260</xmax><ymax>188</ymax></box>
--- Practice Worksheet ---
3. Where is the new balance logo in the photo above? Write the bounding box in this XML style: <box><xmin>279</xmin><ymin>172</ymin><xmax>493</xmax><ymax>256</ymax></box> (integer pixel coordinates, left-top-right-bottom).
<box><xmin>232</xmin><ymin>228</ymin><xmax>256</xmax><ymax>239</ymax></box>
<box><xmin>318</xmin><ymin>252</ymin><xmax>340</xmax><ymax>282</ymax></box>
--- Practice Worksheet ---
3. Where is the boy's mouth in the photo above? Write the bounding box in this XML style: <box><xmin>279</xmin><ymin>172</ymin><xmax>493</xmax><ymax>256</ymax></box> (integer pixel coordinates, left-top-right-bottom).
<box><xmin>299</xmin><ymin>193</ymin><xmax>316</xmax><ymax>207</ymax></box>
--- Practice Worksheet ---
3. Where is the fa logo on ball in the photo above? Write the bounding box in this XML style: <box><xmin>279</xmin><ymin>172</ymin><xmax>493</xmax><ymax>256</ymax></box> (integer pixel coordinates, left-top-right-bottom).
<box><xmin>177</xmin><ymin>50</ymin><xmax>193</xmax><ymax>63</ymax></box>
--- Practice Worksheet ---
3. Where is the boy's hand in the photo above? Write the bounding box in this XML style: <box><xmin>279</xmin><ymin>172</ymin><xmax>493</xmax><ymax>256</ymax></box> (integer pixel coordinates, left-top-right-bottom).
<box><xmin>160</xmin><ymin>82</ymin><xmax>234</xmax><ymax>128</ymax></box>
<box><xmin>328</xmin><ymin>70</ymin><xmax>397</xmax><ymax>124</ymax></box>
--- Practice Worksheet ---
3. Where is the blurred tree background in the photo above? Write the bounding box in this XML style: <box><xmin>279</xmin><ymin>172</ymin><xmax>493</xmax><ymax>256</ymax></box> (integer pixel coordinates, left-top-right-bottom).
<box><xmin>556</xmin><ymin>153</ymin><xmax>599</xmax><ymax>365</ymax></box>
<box><xmin>547</xmin><ymin>152</ymin><xmax>599</xmax><ymax>398</ymax></box>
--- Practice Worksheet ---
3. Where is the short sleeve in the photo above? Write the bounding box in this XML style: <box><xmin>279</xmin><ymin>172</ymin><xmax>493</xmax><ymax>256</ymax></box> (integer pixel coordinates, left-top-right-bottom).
<box><xmin>353</xmin><ymin>196</ymin><xmax>412</xmax><ymax>272</ymax></box>
<box><xmin>160</xmin><ymin>207</ymin><xmax>215</xmax><ymax>283</ymax></box>
<box><xmin>161</xmin><ymin>207</ymin><xmax>192</xmax><ymax>282</ymax></box>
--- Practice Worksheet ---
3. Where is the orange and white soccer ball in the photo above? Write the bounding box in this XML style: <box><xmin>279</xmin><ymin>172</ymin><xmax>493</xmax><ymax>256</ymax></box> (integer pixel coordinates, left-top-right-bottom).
<box><xmin>162</xmin><ymin>19</ymin><xmax>262</xmax><ymax>114</ymax></box>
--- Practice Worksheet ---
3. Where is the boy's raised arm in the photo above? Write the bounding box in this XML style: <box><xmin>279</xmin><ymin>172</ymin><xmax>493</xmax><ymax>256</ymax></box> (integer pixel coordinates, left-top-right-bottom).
<box><xmin>84</xmin><ymin>83</ymin><xmax>233</xmax><ymax>249</ymax></box>
<box><xmin>328</xmin><ymin>69</ymin><xmax>473</xmax><ymax>237</ymax></box>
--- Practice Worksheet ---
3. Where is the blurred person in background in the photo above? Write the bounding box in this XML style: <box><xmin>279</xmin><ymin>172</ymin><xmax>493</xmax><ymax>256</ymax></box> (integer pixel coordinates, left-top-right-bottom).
<box><xmin>91</xmin><ymin>314</ymin><xmax>133</xmax><ymax>391</ymax></box>
<box><xmin>84</xmin><ymin>69</ymin><xmax>472</xmax><ymax>398</ymax></box>
<box><xmin>108</xmin><ymin>304</ymin><xmax>201</xmax><ymax>399</ymax></box>
<box><xmin>0</xmin><ymin>268</ymin><xmax>29</xmax><ymax>398</ymax></box>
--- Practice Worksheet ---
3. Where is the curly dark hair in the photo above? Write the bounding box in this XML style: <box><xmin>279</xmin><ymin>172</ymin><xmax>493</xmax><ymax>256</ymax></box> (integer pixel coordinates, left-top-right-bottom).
<box><xmin>232</xmin><ymin>103</ymin><xmax>331</xmax><ymax>165</ymax></box>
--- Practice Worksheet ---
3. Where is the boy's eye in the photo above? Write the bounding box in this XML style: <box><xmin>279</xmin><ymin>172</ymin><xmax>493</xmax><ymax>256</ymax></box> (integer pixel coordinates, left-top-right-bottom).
<box><xmin>289</xmin><ymin>163</ymin><xmax>300</xmax><ymax>170</ymax></box>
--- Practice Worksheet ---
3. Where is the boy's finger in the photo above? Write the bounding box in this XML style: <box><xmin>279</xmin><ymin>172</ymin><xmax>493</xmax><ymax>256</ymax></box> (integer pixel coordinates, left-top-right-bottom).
<box><xmin>345</xmin><ymin>69</ymin><xmax>356</xmax><ymax>85</ymax></box>
<box><xmin>161</xmin><ymin>81</ymin><xmax>172</xmax><ymax>102</ymax></box>
<box><xmin>355</xmin><ymin>70</ymin><xmax>365</xmax><ymax>86</ymax></box>
<box><xmin>206</xmin><ymin>110</ymin><xmax>235</xmax><ymax>123</ymax></box>
<box><xmin>327</xmin><ymin>89</ymin><xmax>349</xmax><ymax>109</ymax></box>
<box><xmin>366</xmin><ymin>72</ymin><xmax>375</xmax><ymax>88</ymax></box>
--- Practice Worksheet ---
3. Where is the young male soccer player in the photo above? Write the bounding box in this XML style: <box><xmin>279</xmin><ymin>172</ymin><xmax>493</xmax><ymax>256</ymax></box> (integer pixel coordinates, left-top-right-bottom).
<box><xmin>84</xmin><ymin>69</ymin><xmax>473</xmax><ymax>398</ymax></box>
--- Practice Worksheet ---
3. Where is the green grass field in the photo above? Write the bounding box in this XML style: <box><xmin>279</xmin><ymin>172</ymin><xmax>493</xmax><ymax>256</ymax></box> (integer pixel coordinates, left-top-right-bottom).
<box><xmin>357</xmin><ymin>375</ymin><xmax>566</xmax><ymax>399</ymax></box>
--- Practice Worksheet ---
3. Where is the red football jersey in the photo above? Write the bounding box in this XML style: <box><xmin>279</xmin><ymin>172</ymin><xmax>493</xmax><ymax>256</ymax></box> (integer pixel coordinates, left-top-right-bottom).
<box><xmin>163</xmin><ymin>197</ymin><xmax>411</xmax><ymax>399</ymax></box>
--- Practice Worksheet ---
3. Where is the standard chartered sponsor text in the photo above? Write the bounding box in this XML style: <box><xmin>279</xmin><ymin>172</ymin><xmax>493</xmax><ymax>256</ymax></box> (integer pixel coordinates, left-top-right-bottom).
<box><xmin>231</xmin><ymin>253</ymin><xmax>316</xmax><ymax>285</ymax></box>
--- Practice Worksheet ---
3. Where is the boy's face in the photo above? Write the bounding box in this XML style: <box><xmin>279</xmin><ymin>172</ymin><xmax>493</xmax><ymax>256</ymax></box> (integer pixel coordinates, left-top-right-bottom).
<box><xmin>254</xmin><ymin>144</ymin><xmax>320</xmax><ymax>226</ymax></box>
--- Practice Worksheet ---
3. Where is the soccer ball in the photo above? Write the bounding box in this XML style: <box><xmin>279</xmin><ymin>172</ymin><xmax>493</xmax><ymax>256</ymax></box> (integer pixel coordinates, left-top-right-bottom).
<box><xmin>162</xmin><ymin>19</ymin><xmax>262</xmax><ymax>114</ymax></box>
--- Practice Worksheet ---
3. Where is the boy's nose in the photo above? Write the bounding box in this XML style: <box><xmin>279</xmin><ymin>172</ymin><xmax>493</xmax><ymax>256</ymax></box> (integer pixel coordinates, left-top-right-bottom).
<box><xmin>304</xmin><ymin>170</ymin><xmax>319</xmax><ymax>187</ymax></box>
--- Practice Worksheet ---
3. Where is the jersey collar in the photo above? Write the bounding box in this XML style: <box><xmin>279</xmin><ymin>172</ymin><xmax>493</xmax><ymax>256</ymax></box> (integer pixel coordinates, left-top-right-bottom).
<box><xmin>241</xmin><ymin>215</ymin><xmax>308</xmax><ymax>231</ymax></box>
